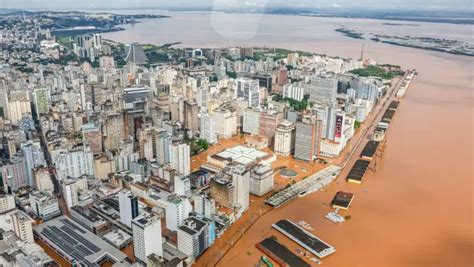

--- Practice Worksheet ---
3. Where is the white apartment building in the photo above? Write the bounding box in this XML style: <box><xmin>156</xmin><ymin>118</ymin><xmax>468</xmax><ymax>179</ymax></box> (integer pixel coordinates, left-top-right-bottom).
<box><xmin>200</xmin><ymin>112</ymin><xmax>216</xmax><ymax>144</ymax></box>
<box><xmin>283</xmin><ymin>84</ymin><xmax>305</xmax><ymax>101</ymax></box>
<box><xmin>51</xmin><ymin>145</ymin><xmax>94</xmax><ymax>181</ymax></box>
<box><xmin>10</xmin><ymin>210</ymin><xmax>34</xmax><ymax>244</ymax></box>
<box><xmin>132</xmin><ymin>212</ymin><xmax>163</xmax><ymax>263</ymax></box>
<box><xmin>169</xmin><ymin>142</ymin><xmax>190</xmax><ymax>176</ymax></box>
<box><xmin>212</xmin><ymin>104</ymin><xmax>237</xmax><ymax>139</ymax></box>
<box><xmin>118</xmin><ymin>189</ymin><xmax>139</xmax><ymax>228</ymax></box>
<box><xmin>164</xmin><ymin>195</ymin><xmax>192</xmax><ymax>232</ymax></box>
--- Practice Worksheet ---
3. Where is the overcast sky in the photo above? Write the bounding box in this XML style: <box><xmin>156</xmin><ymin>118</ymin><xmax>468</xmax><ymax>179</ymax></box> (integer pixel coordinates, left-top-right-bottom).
<box><xmin>0</xmin><ymin>0</ymin><xmax>472</xmax><ymax>11</ymax></box>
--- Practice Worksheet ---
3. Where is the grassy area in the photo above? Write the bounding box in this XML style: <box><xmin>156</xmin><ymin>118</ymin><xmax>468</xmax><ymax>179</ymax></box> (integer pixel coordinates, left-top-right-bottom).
<box><xmin>272</xmin><ymin>94</ymin><xmax>309</xmax><ymax>111</ymax></box>
<box><xmin>350</xmin><ymin>65</ymin><xmax>395</xmax><ymax>79</ymax></box>
<box><xmin>57</xmin><ymin>36</ymin><xmax>73</xmax><ymax>48</ymax></box>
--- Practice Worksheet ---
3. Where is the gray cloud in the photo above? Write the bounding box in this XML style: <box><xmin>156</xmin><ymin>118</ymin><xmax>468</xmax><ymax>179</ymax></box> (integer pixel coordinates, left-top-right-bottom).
<box><xmin>0</xmin><ymin>0</ymin><xmax>472</xmax><ymax>11</ymax></box>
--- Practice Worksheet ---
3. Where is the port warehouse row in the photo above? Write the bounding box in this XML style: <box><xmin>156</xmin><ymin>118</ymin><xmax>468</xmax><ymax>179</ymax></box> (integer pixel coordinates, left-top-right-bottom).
<box><xmin>256</xmin><ymin>219</ymin><xmax>337</xmax><ymax>267</ymax></box>
<box><xmin>272</xmin><ymin>219</ymin><xmax>336</xmax><ymax>258</ymax></box>
<box><xmin>347</xmin><ymin>99</ymin><xmax>401</xmax><ymax>184</ymax></box>
<box><xmin>256</xmin><ymin>237</ymin><xmax>311</xmax><ymax>267</ymax></box>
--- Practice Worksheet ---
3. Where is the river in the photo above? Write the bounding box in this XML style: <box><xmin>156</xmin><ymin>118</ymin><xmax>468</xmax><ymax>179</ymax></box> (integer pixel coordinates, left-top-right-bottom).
<box><xmin>100</xmin><ymin>11</ymin><xmax>473</xmax><ymax>267</ymax></box>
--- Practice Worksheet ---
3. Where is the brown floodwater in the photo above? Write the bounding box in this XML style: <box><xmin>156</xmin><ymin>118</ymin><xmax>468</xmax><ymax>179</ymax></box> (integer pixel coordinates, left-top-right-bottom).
<box><xmin>102</xmin><ymin>11</ymin><xmax>474</xmax><ymax>266</ymax></box>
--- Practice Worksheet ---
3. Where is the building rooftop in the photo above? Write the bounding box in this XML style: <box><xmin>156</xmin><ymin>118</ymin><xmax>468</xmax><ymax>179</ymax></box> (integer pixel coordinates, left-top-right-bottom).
<box><xmin>179</xmin><ymin>216</ymin><xmax>207</xmax><ymax>236</ymax></box>
<box><xmin>34</xmin><ymin>216</ymin><xmax>129</xmax><ymax>266</ymax></box>
<box><xmin>132</xmin><ymin>211</ymin><xmax>160</xmax><ymax>228</ymax></box>
<box><xmin>213</xmin><ymin>145</ymin><xmax>269</xmax><ymax>166</ymax></box>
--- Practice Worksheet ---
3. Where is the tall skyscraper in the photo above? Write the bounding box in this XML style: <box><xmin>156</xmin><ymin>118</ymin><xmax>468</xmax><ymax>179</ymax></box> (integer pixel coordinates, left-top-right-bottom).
<box><xmin>132</xmin><ymin>212</ymin><xmax>163</xmax><ymax>263</ymax></box>
<box><xmin>310</xmin><ymin>76</ymin><xmax>338</xmax><ymax>104</ymax></box>
<box><xmin>118</xmin><ymin>189</ymin><xmax>139</xmax><ymax>228</ymax></box>
<box><xmin>283</xmin><ymin>84</ymin><xmax>305</xmax><ymax>101</ymax></box>
<box><xmin>184</xmin><ymin>100</ymin><xmax>199</xmax><ymax>131</ymax></box>
<box><xmin>274</xmin><ymin>120</ymin><xmax>296</xmax><ymax>156</ymax></box>
<box><xmin>231</xmin><ymin>165</ymin><xmax>250</xmax><ymax>214</ymax></box>
<box><xmin>200</xmin><ymin>112</ymin><xmax>217</xmax><ymax>144</ymax></box>
<box><xmin>21</xmin><ymin>140</ymin><xmax>46</xmax><ymax>188</ymax></box>
<box><xmin>51</xmin><ymin>145</ymin><xmax>94</xmax><ymax>181</ymax></box>
<box><xmin>2</xmin><ymin>156</ymin><xmax>28</xmax><ymax>193</ymax></box>
<box><xmin>212</xmin><ymin>104</ymin><xmax>237</xmax><ymax>139</ymax></box>
<box><xmin>235</xmin><ymin>78</ymin><xmax>261</xmax><ymax>108</ymax></box>
<box><xmin>33</xmin><ymin>88</ymin><xmax>51</xmax><ymax>115</ymax></box>
<box><xmin>124</xmin><ymin>43</ymin><xmax>149</xmax><ymax>65</ymax></box>
<box><xmin>164</xmin><ymin>194</ymin><xmax>192</xmax><ymax>232</ymax></box>
<box><xmin>177</xmin><ymin>216</ymin><xmax>213</xmax><ymax>259</ymax></box>
<box><xmin>169</xmin><ymin>142</ymin><xmax>190</xmax><ymax>176</ymax></box>
<box><xmin>294</xmin><ymin>114</ymin><xmax>321</xmax><ymax>162</ymax></box>
<box><xmin>242</xmin><ymin>108</ymin><xmax>260</xmax><ymax>135</ymax></box>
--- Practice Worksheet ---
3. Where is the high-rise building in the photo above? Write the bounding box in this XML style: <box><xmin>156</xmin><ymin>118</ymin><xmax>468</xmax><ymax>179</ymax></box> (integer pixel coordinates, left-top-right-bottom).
<box><xmin>209</xmin><ymin>176</ymin><xmax>234</xmax><ymax>209</ymax></box>
<box><xmin>0</xmin><ymin>193</ymin><xmax>15</xmax><ymax>214</ymax></box>
<box><xmin>6</xmin><ymin>91</ymin><xmax>31</xmax><ymax>124</ymax></box>
<box><xmin>184</xmin><ymin>100</ymin><xmax>199</xmax><ymax>131</ymax></box>
<box><xmin>2</xmin><ymin>156</ymin><xmax>28</xmax><ymax>193</ymax></box>
<box><xmin>33</xmin><ymin>88</ymin><xmax>51</xmax><ymax>115</ymax></box>
<box><xmin>259</xmin><ymin>109</ymin><xmax>283</xmax><ymax>140</ymax></box>
<box><xmin>278</xmin><ymin>68</ymin><xmax>289</xmax><ymax>85</ymax></box>
<box><xmin>253</xmin><ymin>74</ymin><xmax>272</xmax><ymax>93</ymax></box>
<box><xmin>242</xmin><ymin>108</ymin><xmax>260</xmax><ymax>135</ymax></box>
<box><xmin>21</xmin><ymin>140</ymin><xmax>46</xmax><ymax>188</ymax></box>
<box><xmin>283</xmin><ymin>84</ymin><xmax>305</xmax><ymax>101</ymax></box>
<box><xmin>249</xmin><ymin>164</ymin><xmax>274</xmax><ymax>196</ymax></box>
<box><xmin>177</xmin><ymin>216</ymin><xmax>213</xmax><ymax>259</ymax></box>
<box><xmin>62</xmin><ymin>176</ymin><xmax>88</xmax><ymax>211</ymax></box>
<box><xmin>294</xmin><ymin>114</ymin><xmax>321</xmax><ymax>162</ymax></box>
<box><xmin>192</xmin><ymin>193</ymin><xmax>216</xmax><ymax>218</ymax></box>
<box><xmin>118</xmin><ymin>189</ymin><xmax>139</xmax><ymax>228</ymax></box>
<box><xmin>124</xmin><ymin>43</ymin><xmax>149</xmax><ymax>65</ymax></box>
<box><xmin>200</xmin><ymin>112</ymin><xmax>216</xmax><ymax>144</ymax></box>
<box><xmin>139</xmin><ymin>127</ymin><xmax>172</xmax><ymax>164</ymax></box>
<box><xmin>51</xmin><ymin>145</ymin><xmax>94</xmax><ymax>181</ymax></box>
<box><xmin>132</xmin><ymin>212</ymin><xmax>163</xmax><ymax>263</ymax></box>
<box><xmin>164</xmin><ymin>195</ymin><xmax>192</xmax><ymax>232</ymax></box>
<box><xmin>92</xmin><ymin>33</ymin><xmax>102</xmax><ymax>48</ymax></box>
<box><xmin>212</xmin><ymin>104</ymin><xmax>237</xmax><ymax>139</ymax></box>
<box><xmin>82</xmin><ymin>123</ymin><xmax>103</xmax><ymax>155</ymax></box>
<box><xmin>231</xmin><ymin>165</ymin><xmax>250</xmax><ymax>213</ymax></box>
<box><xmin>174</xmin><ymin>175</ymin><xmax>191</xmax><ymax>197</ymax></box>
<box><xmin>274</xmin><ymin>120</ymin><xmax>296</xmax><ymax>156</ymax></box>
<box><xmin>235</xmin><ymin>78</ymin><xmax>261</xmax><ymax>108</ymax></box>
<box><xmin>34</xmin><ymin>167</ymin><xmax>54</xmax><ymax>193</ymax></box>
<box><xmin>169</xmin><ymin>142</ymin><xmax>190</xmax><ymax>176</ymax></box>
<box><xmin>310</xmin><ymin>76</ymin><xmax>338</xmax><ymax>104</ymax></box>
<box><xmin>10</xmin><ymin>210</ymin><xmax>34</xmax><ymax>243</ymax></box>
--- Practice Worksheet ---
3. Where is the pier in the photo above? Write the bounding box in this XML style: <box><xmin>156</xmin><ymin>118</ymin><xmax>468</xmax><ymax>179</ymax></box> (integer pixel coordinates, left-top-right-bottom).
<box><xmin>265</xmin><ymin>165</ymin><xmax>341</xmax><ymax>207</ymax></box>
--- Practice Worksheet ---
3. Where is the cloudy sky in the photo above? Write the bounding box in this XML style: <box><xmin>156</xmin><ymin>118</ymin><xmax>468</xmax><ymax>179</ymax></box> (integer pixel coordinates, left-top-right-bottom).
<box><xmin>0</xmin><ymin>0</ymin><xmax>472</xmax><ymax>11</ymax></box>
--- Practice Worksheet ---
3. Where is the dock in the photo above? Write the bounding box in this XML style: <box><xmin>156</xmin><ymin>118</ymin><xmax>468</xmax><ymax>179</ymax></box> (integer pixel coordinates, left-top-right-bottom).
<box><xmin>266</xmin><ymin>165</ymin><xmax>341</xmax><ymax>208</ymax></box>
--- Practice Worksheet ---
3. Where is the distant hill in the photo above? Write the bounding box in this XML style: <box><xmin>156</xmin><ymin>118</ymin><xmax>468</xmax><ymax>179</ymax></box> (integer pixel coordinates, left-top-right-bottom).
<box><xmin>0</xmin><ymin>9</ymin><xmax>21</xmax><ymax>14</ymax></box>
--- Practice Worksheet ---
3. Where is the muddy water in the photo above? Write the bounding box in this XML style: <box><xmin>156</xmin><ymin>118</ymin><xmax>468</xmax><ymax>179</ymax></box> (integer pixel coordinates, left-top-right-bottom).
<box><xmin>102</xmin><ymin>11</ymin><xmax>474</xmax><ymax>266</ymax></box>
